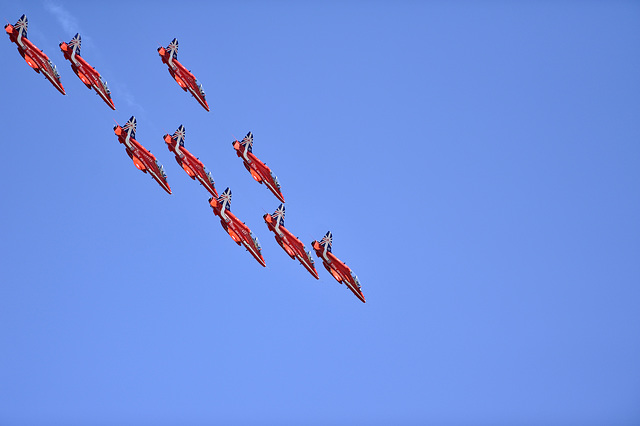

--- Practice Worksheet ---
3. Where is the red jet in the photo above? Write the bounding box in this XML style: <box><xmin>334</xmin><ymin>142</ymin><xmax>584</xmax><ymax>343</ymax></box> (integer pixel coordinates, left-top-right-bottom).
<box><xmin>157</xmin><ymin>38</ymin><xmax>209</xmax><ymax>111</ymax></box>
<box><xmin>113</xmin><ymin>116</ymin><xmax>171</xmax><ymax>194</ymax></box>
<box><xmin>209</xmin><ymin>188</ymin><xmax>266</xmax><ymax>267</ymax></box>
<box><xmin>311</xmin><ymin>232</ymin><xmax>366</xmax><ymax>303</ymax></box>
<box><xmin>59</xmin><ymin>33</ymin><xmax>115</xmax><ymax>110</ymax></box>
<box><xmin>164</xmin><ymin>125</ymin><xmax>218</xmax><ymax>197</ymax></box>
<box><xmin>264</xmin><ymin>204</ymin><xmax>318</xmax><ymax>279</ymax></box>
<box><xmin>5</xmin><ymin>15</ymin><xmax>65</xmax><ymax>95</ymax></box>
<box><xmin>232</xmin><ymin>132</ymin><xmax>285</xmax><ymax>203</ymax></box>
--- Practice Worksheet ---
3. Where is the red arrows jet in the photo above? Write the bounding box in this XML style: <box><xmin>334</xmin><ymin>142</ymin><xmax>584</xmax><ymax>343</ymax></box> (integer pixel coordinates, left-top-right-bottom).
<box><xmin>209</xmin><ymin>188</ymin><xmax>266</xmax><ymax>267</ymax></box>
<box><xmin>311</xmin><ymin>232</ymin><xmax>366</xmax><ymax>303</ymax></box>
<box><xmin>59</xmin><ymin>34</ymin><xmax>115</xmax><ymax>109</ymax></box>
<box><xmin>164</xmin><ymin>125</ymin><xmax>218</xmax><ymax>197</ymax></box>
<box><xmin>157</xmin><ymin>38</ymin><xmax>209</xmax><ymax>111</ymax></box>
<box><xmin>232</xmin><ymin>132</ymin><xmax>285</xmax><ymax>203</ymax></box>
<box><xmin>113</xmin><ymin>116</ymin><xmax>171</xmax><ymax>194</ymax></box>
<box><xmin>264</xmin><ymin>204</ymin><xmax>318</xmax><ymax>279</ymax></box>
<box><xmin>5</xmin><ymin>15</ymin><xmax>65</xmax><ymax>95</ymax></box>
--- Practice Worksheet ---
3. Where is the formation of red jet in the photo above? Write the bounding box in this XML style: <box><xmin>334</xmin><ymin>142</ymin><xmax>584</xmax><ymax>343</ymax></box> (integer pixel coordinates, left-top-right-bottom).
<box><xmin>5</xmin><ymin>14</ymin><xmax>366</xmax><ymax>303</ymax></box>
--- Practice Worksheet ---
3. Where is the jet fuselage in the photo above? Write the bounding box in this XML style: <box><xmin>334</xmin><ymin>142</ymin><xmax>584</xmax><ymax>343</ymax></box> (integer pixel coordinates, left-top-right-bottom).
<box><xmin>209</xmin><ymin>197</ymin><xmax>266</xmax><ymax>267</ymax></box>
<box><xmin>264</xmin><ymin>214</ymin><xmax>318</xmax><ymax>279</ymax></box>
<box><xmin>233</xmin><ymin>140</ymin><xmax>285</xmax><ymax>203</ymax></box>
<box><xmin>114</xmin><ymin>124</ymin><xmax>171</xmax><ymax>194</ymax></box>
<box><xmin>60</xmin><ymin>41</ymin><xmax>115</xmax><ymax>109</ymax></box>
<box><xmin>5</xmin><ymin>22</ymin><xmax>65</xmax><ymax>95</ymax></box>
<box><xmin>158</xmin><ymin>46</ymin><xmax>209</xmax><ymax>111</ymax></box>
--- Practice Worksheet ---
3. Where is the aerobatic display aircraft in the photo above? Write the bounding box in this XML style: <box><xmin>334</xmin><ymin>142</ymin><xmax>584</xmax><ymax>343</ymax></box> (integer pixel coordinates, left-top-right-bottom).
<box><xmin>311</xmin><ymin>232</ymin><xmax>366</xmax><ymax>303</ymax></box>
<box><xmin>113</xmin><ymin>116</ymin><xmax>171</xmax><ymax>194</ymax></box>
<box><xmin>164</xmin><ymin>125</ymin><xmax>218</xmax><ymax>197</ymax></box>
<box><xmin>232</xmin><ymin>132</ymin><xmax>285</xmax><ymax>203</ymax></box>
<box><xmin>209</xmin><ymin>188</ymin><xmax>266</xmax><ymax>267</ymax></box>
<box><xmin>264</xmin><ymin>204</ymin><xmax>319</xmax><ymax>279</ymax></box>
<box><xmin>59</xmin><ymin>34</ymin><xmax>115</xmax><ymax>109</ymax></box>
<box><xmin>157</xmin><ymin>38</ymin><xmax>209</xmax><ymax>111</ymax></box>
<box><xmin>5</xmin><ymin>15</ymin><xmax>65</xmax><ymax>95</ymax></box>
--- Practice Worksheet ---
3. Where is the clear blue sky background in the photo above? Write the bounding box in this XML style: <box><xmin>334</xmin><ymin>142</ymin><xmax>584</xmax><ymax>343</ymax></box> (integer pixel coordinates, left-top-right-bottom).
<box><xmin>1</xmin><ymin>1</ymin><xmax>639</xmax><ymax>425</ymax></box>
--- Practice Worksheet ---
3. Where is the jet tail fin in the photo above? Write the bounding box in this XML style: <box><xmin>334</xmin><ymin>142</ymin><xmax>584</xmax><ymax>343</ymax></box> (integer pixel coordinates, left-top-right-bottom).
<box><xmin>13</xmin><ymin>14</ymin><xmax>27</xmax><ymax>38</ymax></box>
<box><xmin>271</xmin><ymin>204</ymin><xmax>285</xmax><ymax>227</ymax></box>
<box><xmin>68</xmin><ymin>33</ymin><xmax>81</xmax><ymax>56</ymax></box>
<box><xmin>166</xmin><ymin>38</ymin><xmax>178</xmax><ymax>60</ymax></box>
<box><xmin>319</xmin><ymin>231</ymin><xmax>333</xmax><ymax>253</ymax></box>
<box><xmin>123</xmin><ymin>116</ymin><xmax>137</xmax><ymax>139</ymax></box>
<box><xmin>240</xmin><ymin>131</ymin><xmax>253</xmax><ymax>153</ymax></box>
<box><xmin>173</xmin><ymin>125</ymin><xmax>185</xmax><ymax>147</ymax></box>
<box><xmin>217</xmin><ymin>187</ymin><xmax>232</xmax><ymax>212</ymax></box>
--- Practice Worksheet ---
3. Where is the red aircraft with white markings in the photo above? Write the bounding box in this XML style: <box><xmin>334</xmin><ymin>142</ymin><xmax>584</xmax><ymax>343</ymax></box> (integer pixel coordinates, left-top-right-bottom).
<box><xmin>113</xmin><ymin>116</ymin><xmax>171</xmax><ymax>194</ymax></box>
<box><xmin>311</xmin><ymin>232</ymin><xmax>366</xmax><ymax>303</ymax></box>
<box><xmin>264</xmin><ymin>204</ymin><xmax>318</xmax><ymax>279</ymax></box>
<box><xmin>157</xmin><ymin>38</ymin><xmax>209</xmax><ymax>111</ymax></box>
<box><xmin>5</xmin><ymin>15</ymin><xmax>65</xmax><ymax>95</ymax></box>
<box><xmin>59</xmin><ymin>33</ymin><xmax>115</xmax><ymax>109</ymax></box>
<box><xmin>232</xmin><ymin>132</ymin><xmax>285</xmax><ymax>203</ymax></box>
<box><xmin>164</xmin><ymin>125</ymin><xmax>218</xmax><ymax>197</ymax></box>
<box><xmin>209</xmin><ymin>188</ymin><xmax>266</xmax><ymax>267</ymax></box>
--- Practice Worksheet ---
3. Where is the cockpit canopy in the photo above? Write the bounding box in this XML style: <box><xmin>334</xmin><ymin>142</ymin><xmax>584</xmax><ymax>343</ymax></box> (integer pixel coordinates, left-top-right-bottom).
<box><xmin>271</xmin><ymin>172</ymin><xmax>281</xmax><ymax>189</ymax></box>
<box><xmin>48</xmin><ymin>60</ymin><xmax>60</xmax><ymax>79</ymax></box>
<box><xmin>250</xmin><ymin>231</ymin><xmax>262</xmax><ymax>251</ymax></box>
<box><xmin>351</xmin><ymin>271</ymin><xmax>362</xmax><ymax>289</ymax></box>
<box><xmin>156</xmin><ymin>161</ymin><xmax>167</xmax><ymax>179</ymax></box>
<box><xmin>203</xmin><ymin>166</ymin><xmax>215</xmax><ymax>186</ymax></box>
<box><xmin>99</xmin><ymin>75</ymin><xmax>110</xmax><ymax>94</ymax></box>
<box><xmin>195</xmin><ymin>79</ymin><xmax>206</xmax><ymax>97</ymax></box>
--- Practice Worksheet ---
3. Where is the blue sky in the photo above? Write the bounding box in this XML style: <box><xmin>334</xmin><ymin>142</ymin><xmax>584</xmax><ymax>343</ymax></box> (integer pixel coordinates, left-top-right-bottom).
<box><xmin>1</xmin><ymin>1</ymin><xmax>639</xmax><ymax>425</ymax></box>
